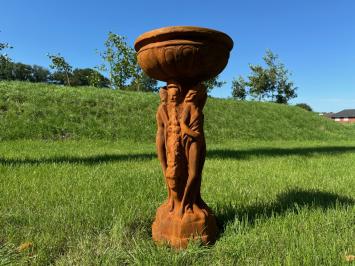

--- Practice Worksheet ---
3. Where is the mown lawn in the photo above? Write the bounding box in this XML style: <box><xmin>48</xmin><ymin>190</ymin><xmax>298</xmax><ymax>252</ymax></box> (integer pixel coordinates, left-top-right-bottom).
<box><xmin>1</xmin><ymin>140</ymin><xmax>354</xmax><ymax>265</ymax></box>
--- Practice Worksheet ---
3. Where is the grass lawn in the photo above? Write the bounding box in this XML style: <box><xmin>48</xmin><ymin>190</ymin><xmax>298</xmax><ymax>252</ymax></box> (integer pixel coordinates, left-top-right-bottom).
<box><xmin>1</xmin><ymin>140</ymin><xmax>354</xmax><ymax>265</ymax></box>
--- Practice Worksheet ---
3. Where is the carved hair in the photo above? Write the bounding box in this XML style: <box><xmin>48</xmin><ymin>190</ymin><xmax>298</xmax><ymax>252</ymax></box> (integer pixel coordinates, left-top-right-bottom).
<box><xmin>184</xmin><ymin>83</ymin><xmax>207</xmax><ymax>105</ymax></box>
<box><xmin>167</xmin><ymin>83</ymin><xmax>181</xmax><ymax>94</ymax></box>
<box><xmin>159</xmin><ymin>86</ymin><xmax>168</xmax><ymax>102</ymax></box>
<box><xmin>184</xmin><ymin>89</ymin><xmax>198</xmax><ymax>102</ymax></box>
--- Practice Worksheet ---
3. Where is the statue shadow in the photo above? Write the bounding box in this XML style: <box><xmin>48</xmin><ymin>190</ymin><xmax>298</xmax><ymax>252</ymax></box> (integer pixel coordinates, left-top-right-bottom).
<box><xmin>208</xmin><ymin>146</ymin><xmax>355</xmax><ymax>160</ymax></box>
<box><xmin>215</xmin><ymin>189</ymin><xmax>354</xmax><ymax>235</ymax></box>
<box><xmin>2</xmin><ymin>145</ymin><xmax>355</xmax><ymax>166</ymax></box>
<box><xmin>0</xmin><ymin>153</ymin><xmax>156</xmax><ymax>165</ymax></box>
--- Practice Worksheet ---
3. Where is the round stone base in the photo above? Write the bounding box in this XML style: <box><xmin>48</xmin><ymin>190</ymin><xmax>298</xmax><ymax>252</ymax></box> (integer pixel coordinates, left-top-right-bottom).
<box><xmin>152</xmin><ymin>202</ymin><xmax>217</xmax><ymax>248</ymax></box>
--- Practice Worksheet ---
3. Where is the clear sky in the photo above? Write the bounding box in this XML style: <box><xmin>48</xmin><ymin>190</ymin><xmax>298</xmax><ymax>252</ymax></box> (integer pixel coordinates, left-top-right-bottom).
<box><xmin>1</xmin><ymin>0</ymin><xmax>354</xmax><ymax>112</ymax></box>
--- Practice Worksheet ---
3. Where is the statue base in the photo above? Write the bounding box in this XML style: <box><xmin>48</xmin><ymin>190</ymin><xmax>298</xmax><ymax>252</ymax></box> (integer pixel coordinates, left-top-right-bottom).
<box><xmin>152</xmin><ymin>202</ymin><xmax>217</xmax><ymax>248</ymax></box>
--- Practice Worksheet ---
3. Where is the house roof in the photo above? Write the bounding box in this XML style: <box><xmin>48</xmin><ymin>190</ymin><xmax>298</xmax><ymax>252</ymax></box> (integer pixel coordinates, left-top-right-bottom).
<box><xmin>331</xmin><ymin>109</ymin><xmax>355</xmax><ymax>118</ymax></box>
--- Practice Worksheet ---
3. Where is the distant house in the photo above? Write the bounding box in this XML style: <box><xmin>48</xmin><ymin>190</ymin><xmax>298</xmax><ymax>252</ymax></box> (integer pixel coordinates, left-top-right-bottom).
<box><xmin>331</xmin><ymin>109</ymin><xmax>355</xmax><ymax>123</ymax></box>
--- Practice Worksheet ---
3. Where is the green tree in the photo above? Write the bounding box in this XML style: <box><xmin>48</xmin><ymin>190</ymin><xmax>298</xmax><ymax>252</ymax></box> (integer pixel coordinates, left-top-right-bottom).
<box><xmin>1</xmin><ymin>61</ymin><xmax>50</xmax><ymax>83</ymax></box>
<box><xmin>50</xmin><ymin>68</ymin><xmax>110</xmax><ymax>88</ymax></box>
<box><xmin>0</xmin><ymin>34</ymin><xmax>12</xmax><ymax>61</ymax></box>
<box><xmin>87</xmin><ymin>68</ymin><xmax>110</xmax><ymax>88</ymax></box>
<box><xmin>0</xmin><ymin>59</ymin><xmax>13</xmax><ymax>81</ymax></box>
<box><xmin>0</xmin><ymin>37</ymin><xmax>13</xmax><ymax>81</ymax></box>
<box><xmin>30</xmin><ymin>65</ymin><xmax>50</xmax><ymax>83</ymax></box>
<box><xmin>98</xmin><ymin>32</ymin><xmax>138</xmax><ymax>89</ymax></box>
<box><xmin>203</xmin><ymin>75</ymin><xmax>226</xmax><ymax>94</ymax></box>
<box><xmin>128</xmin><ymin>71</ymin><xmax>158</xmax><ymax>92</ymax></box>
<box><xmin>295</xmin><ymin>103</ymin><xmax>313</xmax><ymax>112</ymax></box>
<box><xmin>50</xmin><ymin>71</ymin><xmax>68</xmax><ymax>85</ymax></box>
<box><xmin>12</xmin><ymin>62</ymin><xmax>32</xmax><ymax>81</ymax></box>
<box><xmin>231</xmin><ymin>76</ymin><xmax>247</xmax><ymax>100</ymax></box>
<box><xmin>47</xmin><ymin>53</ymin><xmax>72</xmax><ymax>86</ymax></box>
<box><xmin>274</xmin><ymin>64</ymin><xmax>297</xmax><ymax>104</ymax></box>
<box><xmin>71</xmin><ymin>68</ymin><xmax>110</xmax><ymax>88</ymax></box>
<box><xmin>232</xmin><ymin>49</ymin><xmax>297</xmax><ymax>104</ymax></box>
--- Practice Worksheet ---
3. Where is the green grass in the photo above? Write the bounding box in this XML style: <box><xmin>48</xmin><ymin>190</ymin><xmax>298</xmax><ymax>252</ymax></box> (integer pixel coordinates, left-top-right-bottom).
<box><xmin>1</xmin><ymin>140</ymin><xmax>354</xmax><ymax>265</ymax></box>
<box><xmin>1</xmin><ymin>81</ymin><xmax>354</xmax><ymax>264</ymax></box>
<box><xmin>1</xmin><ymin>81</ymin><xmax>355</xmax><ymax>141</ymax></box>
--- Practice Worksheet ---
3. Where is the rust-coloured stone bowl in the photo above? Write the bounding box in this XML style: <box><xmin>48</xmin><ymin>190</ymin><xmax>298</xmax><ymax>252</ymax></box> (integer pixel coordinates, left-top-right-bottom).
<box><xmin>134</xmin><ymin>26</ymin><xmax>233</xmax><ymax>83</ymax></box>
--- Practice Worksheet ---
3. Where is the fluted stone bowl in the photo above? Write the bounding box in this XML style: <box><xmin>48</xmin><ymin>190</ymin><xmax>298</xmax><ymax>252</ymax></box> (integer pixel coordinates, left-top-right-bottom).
<box><xmin>134</xmin><ymin>26</ymin><xmax>233</xmax><ymax>83</ymax></box>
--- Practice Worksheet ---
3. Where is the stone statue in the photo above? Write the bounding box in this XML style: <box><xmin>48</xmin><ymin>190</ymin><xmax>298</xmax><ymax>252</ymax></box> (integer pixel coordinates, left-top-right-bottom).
<box><xmin>134</xmin><ymin>26</ymin><xmax>233</xmax><ymax>248</ymax></box>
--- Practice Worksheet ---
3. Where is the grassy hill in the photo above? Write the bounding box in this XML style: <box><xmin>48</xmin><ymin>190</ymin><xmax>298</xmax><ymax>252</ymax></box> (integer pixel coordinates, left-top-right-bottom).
<box><xmin>0</xmin><ymin>81</ymin><xmax>354</xmax><ymax>141</ymax></box>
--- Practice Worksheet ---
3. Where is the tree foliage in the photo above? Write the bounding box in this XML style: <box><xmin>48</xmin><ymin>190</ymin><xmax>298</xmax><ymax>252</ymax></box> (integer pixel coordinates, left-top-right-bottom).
<box><xmin>0</xmin><ymin>42</ymin><xmax>12</xmax><ymax>61</ymax></box>
<box><xmin>47</xmin><ymin>54</ymin><xmax>73</xmax><ymax>86</ymax></box>
<box><xmin>71</xmin><ymin>68</ymin><xmax>110</xmax><ymax>88</ymax></box>
<box><xmin>232</xmin><ymin>50</ymin><xmax>297</xmax><ymax>104</ymax></box>
<box><xmin>98</xmin><ymin>32</ymin><xmax>138</xmax><ymax>89</ymax></box>
<box><xmin>0</xmin><ymin>36</ymin><xmax>13</xmax><ymax>81</ymax></box>
<box><xmin>203</xmin><ymin>75</ymin><xmax>226</xmax><ymax>94</ymax></box>
<box><xmin>50</xmin><ymin>68</ymin><xmax>110</xmax><ymax>88</ymax></box>
<box><xmin>0</xmin><ymin>60</ymin><xmax>50</xmax><ymax>83</ymax></box>
<box><xmin>31</xmin><ymin>65</ymin><xmax>51</xmax><ymax>83</ymax></box>
<box><xmin>127</xmin><ymin>71</ymin><xmax>158</xmax><ymax>92</ymax></box>
<box><xmin>98</xmin><ymin>32</ymin><xmax>159</xmax><ymax>92</ymax></box>
<box><xmin>295</xmin><ymin>103</ymin><xmax>313</xmax><ymax>112</ymax></box>
<box><xmin>231</xmin><ymin>76</ymin><xmax>247</xmax><ymax>100</ymax></box>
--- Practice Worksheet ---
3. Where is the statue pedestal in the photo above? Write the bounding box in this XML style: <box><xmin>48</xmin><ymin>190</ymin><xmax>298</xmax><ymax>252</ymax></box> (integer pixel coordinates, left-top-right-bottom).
<box><xmin>152</xmin><ymin>202</ymin><xmax>217</xmax><ymax>248</ymax></box>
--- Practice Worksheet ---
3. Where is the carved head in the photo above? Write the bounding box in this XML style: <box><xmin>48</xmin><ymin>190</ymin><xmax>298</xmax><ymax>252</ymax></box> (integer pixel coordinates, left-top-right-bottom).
<box><xmin>159</xmin><ymin>87</ymin><xmax>168</xmax><ymax>103</ymax></box>
<box><xmin>167</xmin><ymin>84</ymin><xmax>180</xmax><ymax>103</ymax></box>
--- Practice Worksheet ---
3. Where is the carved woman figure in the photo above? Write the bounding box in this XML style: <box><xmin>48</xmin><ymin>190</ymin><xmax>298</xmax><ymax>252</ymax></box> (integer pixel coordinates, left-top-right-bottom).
<box><xmin>178</xmin><ymin>83</ymin><xmax>207</xmax><ymax>217</ymax></box>
<box><xmin>163</xmin><ymin>84</ymin><xmax>183</xmax><ymax>211</ymax></box>
<box><xmin>156</xmin><ymin>87</ymin><xmax>172</xmax><ymax>208</ymax></box>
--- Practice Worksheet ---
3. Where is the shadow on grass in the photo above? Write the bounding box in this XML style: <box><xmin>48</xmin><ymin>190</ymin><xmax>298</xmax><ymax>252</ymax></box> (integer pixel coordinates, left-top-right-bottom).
<box><xmin>215</xmin><ymin>188</ymin><xmax>354</xmax><ymax>234</ymax></box>
<box><xmin>1</xmin><ymin>145</ymin><xmax>355</xmax><ymax>165</ymax></box>
<box><xmin>0</xmin><ymin>153</ymin><xmax>156</xmax><ymax>165</ymax></box>
<box><xmin>208</xmin><ymin>146</ymin><xmax>355</xmax><ymax>160</ymax></box>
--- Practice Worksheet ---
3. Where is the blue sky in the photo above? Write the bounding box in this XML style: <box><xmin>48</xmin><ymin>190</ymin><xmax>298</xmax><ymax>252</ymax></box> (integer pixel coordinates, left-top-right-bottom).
<box><xmin>1</xmin><ymin>0</ymin><xmax>354</xmax><ymax>112</ymax></box>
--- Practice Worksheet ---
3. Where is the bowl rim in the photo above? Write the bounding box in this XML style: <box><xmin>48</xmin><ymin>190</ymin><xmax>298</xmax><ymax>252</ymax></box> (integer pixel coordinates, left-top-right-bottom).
<box><xmin>134</xmin><ymin>26</ymin><xmax>233</xmax><ymax>52</ymax></box>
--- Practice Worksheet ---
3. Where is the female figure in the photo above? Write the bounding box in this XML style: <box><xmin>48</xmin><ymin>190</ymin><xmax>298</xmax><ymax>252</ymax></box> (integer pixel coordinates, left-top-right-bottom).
<box><xmin>178</xmin><ymin>83</ymin><xmax>207</xmax><ymax>217</ymax></box>
<box><xmin>165</xmin><ymin>84</ymin><xmax>184</xmax><ymax>211</ymax></box>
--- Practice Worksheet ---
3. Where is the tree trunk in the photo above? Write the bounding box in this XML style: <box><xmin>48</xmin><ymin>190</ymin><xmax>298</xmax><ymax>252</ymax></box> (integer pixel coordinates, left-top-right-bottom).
<box><xmin>65</xmin><ymin>71</ymin><xmax>71</xmax><ymax>86</ymax></box>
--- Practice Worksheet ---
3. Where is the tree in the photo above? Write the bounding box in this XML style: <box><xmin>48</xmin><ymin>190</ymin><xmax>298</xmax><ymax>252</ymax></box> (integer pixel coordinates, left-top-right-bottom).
<box><xmin>0</xmin><ymin>60</ymin><xmax>50</xmax><ymax>83</ymax></box>
<box><xmin>0</xmin><ymin>34</ymin><xmax>12</xmax><ymax>62</ymax></box>
<box><xmin>203</xmin><ymin>75</ymin><xmax>226</xmax><ymax>94</ymax></box>
<box><xmin>47</xmin><ymin>53</ymin><xmax>72</xmax><ymax>86</ymax></box>
<box><xmin>50</xmin><ymin>68</ymin><xmax>110</xmax><ymax>88</ymax></box>
<box><xmin>87</xmin><ymin>68</ymin><xmax>110</xmax><ymax>88</ymax></box>
<box><xmin>71</xmin><ymin>68</ymin><xmax>110</xmax><ymax>88</ymax></box>
<box><xmin>12</xmin><ymin>62</ymin><xmax>32</xmax><ymax>81</ymax></box>
<box><xmin>231</xmin><ymin>76</ymin><xmax>247</xmax><ymax>100</ymax></box>
<box><xmin>127</xmin><ymin>71</ymin><xmax>158</xmax><ymax>92</ymax></box>
<box><xmin>98</xmin><ymin>32</ymin><xmax>138</xmax><ymax>89</ymax></box>
<box><xmin>274</xmin><ymin>65</ymin><xmax>297</xmax><ymax>104</ymax></box>
<box><xmin>49</xmin><ymin>71</ymin><xmax>67</xmax><ymax>85</ymax></box>
<box><xmin>30</xmin><ymin>65</ymin><xmax>50</xmax><ymax>83</ymax></box>
<box><xmin>232</xmin><ymin>49</ymin><xmax>297</xmax><ymax>104</ymax></box>
<box><xmin>295</xmin><ymin>103</ymin><xmax>313</xmax><ymax>112</ymax></box>
<box><xmin>0</xmin><ymin>59</ymin><xmax>13</xmax><ymax>81</ymax></box>
<box><xmin>0</xmin><ymin>36</ymin><xmax>13</xmax><ymax>81</ymax></box>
